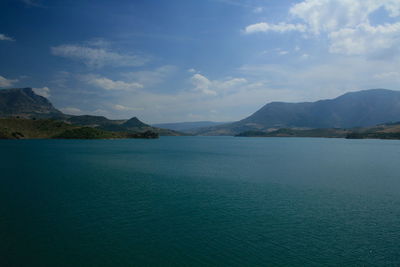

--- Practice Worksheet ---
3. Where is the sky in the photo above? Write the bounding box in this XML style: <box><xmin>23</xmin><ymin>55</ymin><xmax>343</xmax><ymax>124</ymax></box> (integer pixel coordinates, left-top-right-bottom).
<box><xmin>1</xmin><ymin>0</ymin><xmax>400</xmax><ymax>123</ymax></box>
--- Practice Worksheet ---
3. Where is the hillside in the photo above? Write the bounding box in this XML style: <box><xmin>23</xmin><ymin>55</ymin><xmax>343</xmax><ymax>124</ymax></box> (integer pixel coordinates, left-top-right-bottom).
<box><xmin>346</xmin><ymin>123</ymin><xmax>400</xmax><ymax>140</ymax></box>
<box><xmin>0</xmin><ymin>88</ymin><xmax>63</xmax><ymax>118</ymax></box>
<box><xmin>195</xmin><ymin>89</ymin><xmax>400</xmax><ymax>135</ymax></box>
<box><xmin>235</xmin><ymin>122</ymin><xmax>400</xmax><ymax>140</ymax></box>
<box><xmin>0</xmin><ymin>118</ymin><xmax>158</xmax><ymax>139</ymax></box>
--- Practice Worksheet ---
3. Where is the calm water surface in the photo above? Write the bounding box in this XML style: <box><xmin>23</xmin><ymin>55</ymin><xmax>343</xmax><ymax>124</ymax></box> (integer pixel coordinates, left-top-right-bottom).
<box><xmin>1</xmin><ymin>136</ymin><xmax>400</xmax><ymax>266</ymax></box>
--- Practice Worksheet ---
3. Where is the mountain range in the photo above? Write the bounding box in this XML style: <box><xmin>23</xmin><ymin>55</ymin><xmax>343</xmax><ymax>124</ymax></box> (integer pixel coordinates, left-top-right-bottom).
<box><xmin>2</xmin><ymin>87</ymin><xmax>400</xmax><ymax>137</ymax></box>
<box><xmin>0</xmin><ymin>88</ymin><xmax>182</xmax><ymax>136</ymax></box>
<box><xmin>194</xmin><ymin>89</ymin><xmax>400</xmax><ymax>135</ymax></box>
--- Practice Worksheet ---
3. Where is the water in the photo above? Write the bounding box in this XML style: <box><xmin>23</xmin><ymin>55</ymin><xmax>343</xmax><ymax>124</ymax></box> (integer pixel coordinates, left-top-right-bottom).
<box><xmin>1</xmin><ymin>137</ymin><xmax>400</xmax><ymax>266</ymax></box>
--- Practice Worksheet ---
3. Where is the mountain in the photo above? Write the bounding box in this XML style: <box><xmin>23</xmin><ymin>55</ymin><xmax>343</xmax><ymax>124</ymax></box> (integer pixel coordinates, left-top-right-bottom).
<box><xmin>0</xmin><ymin>88</ymin><xmax>63</xmax><ymax>118</ymax></box>
<box><xmin>0</xmin><ymin>88</ymin><xmax>183</xmax><ymax>136</ymax></box>
<box><xmin>152</xmin><ymin>121</ymin><xmax>228</xmax><ymax>132</ymax></box>
<box><xmin>195</xmin><ymin>89</ymin><xmax>400</xmax><ymax>135</ymax></box>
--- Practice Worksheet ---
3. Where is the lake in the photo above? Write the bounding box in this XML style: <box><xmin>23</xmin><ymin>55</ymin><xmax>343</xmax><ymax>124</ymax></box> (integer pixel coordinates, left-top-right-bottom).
<box><xmin>1</xmin><ymin>136</ymin><xmax>400</xmax><ymax>266</ymax></box>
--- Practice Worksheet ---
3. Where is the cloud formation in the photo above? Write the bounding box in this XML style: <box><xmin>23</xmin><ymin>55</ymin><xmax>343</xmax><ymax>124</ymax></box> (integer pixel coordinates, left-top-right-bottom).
<box><xmin>191</xmin><ymin>74</ymin><xmax>217</xmax><ymax>95</ymax></box>
<box><xmin>191</xmin><ymin>74</ymin><xmax>248</xmax><ymax>96</ymax></box>
<box><xmin>245</xmin><ymin>0</ymin><xmax>400</xmax><ymax>56</ymax></box>
<box><xmin>86</xmin><ymin>76</ymin><xmax>143</xmax><ymax>91</ymax></box>
<box><xmin>122</xmin><ymin>65</ymin><xmax>177</xmax><ymax>87</ymax></box>
<box><xmin>60</xmin><ymin>107</ymin><xmax>82</xmax><ymax>115</ymax></box>
<box><xmin>0</xmin><ymin>34</ymin><xmax>14</xmax><ymax>41</ymax></box>
<box><xmin>51</xmin><ymin>44</ymin><xmax>148</xmax><ymax>68</ymax></box>
<box><xmin>244</xmin><ymin>22</ymin><xmax>307</xmax><ymax>34</ymax></box>
<box><xmin>33</xmin><ymin>87</ymin><xmax>50</xmax><ymax>98</ymax></box>
<box><xmin>113</xmin><ymin>104</ymin><xmax>143</xmax><ymax>111</ymax></box>
<box><xmin>0</xmin><ymin>75</ymin><xmax>18</xmax><ymax>87</ymax></box>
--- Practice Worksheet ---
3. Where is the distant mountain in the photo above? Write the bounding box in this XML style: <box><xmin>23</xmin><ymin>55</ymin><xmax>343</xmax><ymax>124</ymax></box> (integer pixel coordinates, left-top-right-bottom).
<box><xmin>0</xmin><ymin>88</ymin><xmax>63</xmax><ymax>118</ymax></box>
<box><xmin>195</xmin><ymin>89</ymin><xmax>400</xmax><ymax>135</ymax></box>
<box><xmin>0</xmin><ymin>88</ymin><xmax>183</xmax><ymax>136</ymax></box>
<box><xmin>153</xmin><ymin>121</ymin><xmax>228</xmax><ymax>132</ymax></box>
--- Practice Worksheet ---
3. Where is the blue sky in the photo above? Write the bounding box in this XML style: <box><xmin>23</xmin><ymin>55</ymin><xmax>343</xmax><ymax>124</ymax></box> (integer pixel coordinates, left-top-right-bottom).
<box><xmin>1</xmin><ymin>0</ymin><xmax>400</xmax><ymax>123</ymax></box>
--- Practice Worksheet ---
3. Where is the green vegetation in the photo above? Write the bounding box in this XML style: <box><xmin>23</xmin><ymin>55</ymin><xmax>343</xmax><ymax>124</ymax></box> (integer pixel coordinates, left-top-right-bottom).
<box><xmin>346</xmin><ymin>131</ymin><xmax>400</xmax><ymax>140</ymax></box>
<box><xmin>0</xmin><ymin>118</ymin><xmax>158</xmax><ymax>139</ymax></box>
<box><xmin>236</xmin><ymin>128</ymin><xmax>348</xmax><ymax>138</ymax></box>
<box><xmin>53</xmin><ymin>127</ymin><xmax>120</xmax><ymax>139</ymax></box>
<box><xmin>237</xmin><ymin>123</ymin><xmax>400</xmax><ymax>140</ymax></box>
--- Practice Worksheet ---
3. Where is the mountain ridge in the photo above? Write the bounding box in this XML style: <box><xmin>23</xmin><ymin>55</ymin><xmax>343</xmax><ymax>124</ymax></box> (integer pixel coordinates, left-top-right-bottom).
<box><xmin>194</xmin><ymin>89</ymin><xmax>400</xmax><ymax>135</ymax></box>
<box><xmin>0</xmin><ymin>87</ymin><xmax>63</xmax><ymax>118</ymax></box>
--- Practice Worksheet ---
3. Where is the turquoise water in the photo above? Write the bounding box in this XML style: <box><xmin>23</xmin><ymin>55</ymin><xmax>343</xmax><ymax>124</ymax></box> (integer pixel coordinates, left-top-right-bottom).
<box><xmin>1</xmin><ymin>137</ymin><xmax>400</xmax><ymax>266</ymax></box>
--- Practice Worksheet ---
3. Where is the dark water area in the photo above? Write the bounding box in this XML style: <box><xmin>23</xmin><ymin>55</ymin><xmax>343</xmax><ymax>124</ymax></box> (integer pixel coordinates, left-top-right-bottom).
<box><xmin>1</xmin><ymin>137</ymin><xmax>400</xmax><ymax>266</ymax></box>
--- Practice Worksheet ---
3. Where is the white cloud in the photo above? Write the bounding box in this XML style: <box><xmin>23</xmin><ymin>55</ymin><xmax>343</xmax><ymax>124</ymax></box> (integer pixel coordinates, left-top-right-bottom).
<box><xmin>244</xmin><ymin>22</ymin><xmax>307</xmax><ymax>34</ymax></box>
<box><xmin>300</xmin><ymin>53</ymin><xmax>310</xmax><ymax>59</ymax></box>
<box><xmin>215</xmin><ymin>77</ymin><xmax>247</xmax><ymax>89</ymax></box>
<box><xmin>289</xmin><ymin>0</ymin><xmax>400</xmax><ymax>34</ymax></box>
<box><xmin>328</xmin><ymin>22</ymin><xmax>400</xmax><ymax>55</ymax></box>
<box><xmin>188</xmin><ymin>68</ymin><xmax>197</xmax><ymax>73</ymax></box>
<box><xmin>33</xmin><ymin>87</ymin><xmax>50</xmax><ymax>98</ymax></box>
<box><xmin>60</xmin><ymin>107</ymin><xmax>82</xmax><ymax>115</ymax></box>
<box><xmin>51</xmin><ymin>44</ymin><xmax>148</xmax><ymax>68</ymax></box>
<box><xmin>191</xmin><ymin>74</ymin><xmax>216</xmax><ymax>95</ymax></box>
<box><xmin>190</xmin><ymin>74</ymin><xmax>247</xmax><ymax>96</ymax></box>
<box><xmin>0</xmin><ymin>34</ymin><xmax>14</xmax><ymax>41</ymax></box>
<box><xmin>0</xmin><ymin>75</ymin><xmax>18</xmax><ymax>87</ymax></box>
<box><xmin>244</xmin><ymin>0</ymin><xmax>400</xmax><ymax>56</ymax></box>
<box><xmin>86</xmin><ymin>76</ymin><xmax>143</xmax><ymax>91</ymax></box>
<box><xmin>122</xmin><ymin>65</ymin><xmax>177</xmax><ymax>87</ymax></box>
<box><xmin>374</xmin><ymin>71</ymin><xmax>400</xmax><ymax>80</ymax></box>
<box><xmin>253</xmin><ymin>7</ymin><xmax>264</xmax><ymax>13</ymax></box>
<box><xmin>113</xmin><ymin>104</ymin><xmax>143</xmax><ymax>111</ymax></box>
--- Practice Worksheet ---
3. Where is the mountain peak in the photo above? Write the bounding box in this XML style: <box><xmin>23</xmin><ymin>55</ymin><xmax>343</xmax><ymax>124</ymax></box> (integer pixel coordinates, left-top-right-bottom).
<box><xmin>123</xmin><ymin>117</ymin><xmax>148</xmax><ymax>127</ymax></box>
<box><xmin>0</xmin><ymin>87</ymin><xmax>62</xmax><ymax>118</ymax></box>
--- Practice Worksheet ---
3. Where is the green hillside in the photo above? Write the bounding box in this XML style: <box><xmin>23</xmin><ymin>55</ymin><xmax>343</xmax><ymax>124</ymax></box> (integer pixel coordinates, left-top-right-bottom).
<box><xmin>0</xmin><ymin>118</ymin><xmax>158</xmax><ymax>139</ymax></box>
<box><xmin>236</xmin><ymin>122</ymin><xmax>400</xmax><ymax>140</ymax></box>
